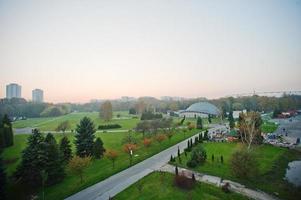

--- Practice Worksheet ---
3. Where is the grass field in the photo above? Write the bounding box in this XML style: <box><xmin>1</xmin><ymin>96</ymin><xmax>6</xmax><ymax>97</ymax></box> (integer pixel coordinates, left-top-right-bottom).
<box><xmin>12</xmin><ymin>112</ymin><xmax>223</xmax><ymax>132</ymax></box>
<box><xmin>3</xmin><ymin>128</ymin><xmax>201</xmax><ymax>200</ymax></box>
<box><xmin>261</xmin><ymin>121</ymin><xmax>278</xmax><ymax>133</ymax></box>
<box><xmin>12</xmin><ymin>111</ymin><xmax>139</xmax><ymax>131</ymax></box>
<box><xmin>115</xmin><ymin>172</ymin><xmax>247</xmax><ymax>200</ymax></box>
<box><xmin>172</xmin><ymin>142</ymin><xmax>301</xmax><ymax>200</ymax></box>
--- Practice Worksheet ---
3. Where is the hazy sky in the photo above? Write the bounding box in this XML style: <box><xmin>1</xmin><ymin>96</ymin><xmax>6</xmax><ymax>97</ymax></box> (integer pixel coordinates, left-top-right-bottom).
<box><xmin>0</xmin><ymin>0</ymin><xmax>300</xmax><ymax>103</ymax></box>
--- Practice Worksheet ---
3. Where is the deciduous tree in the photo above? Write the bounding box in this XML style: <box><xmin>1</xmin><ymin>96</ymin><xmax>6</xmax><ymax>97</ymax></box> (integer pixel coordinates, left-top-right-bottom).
<box><xmin>100</xmin><ymin>101</ymin><xmax>113</xmax><ymax>121</ymax></box>
<box><xmin>68</xmin><ymin>156</ymin><xmax>91</xmax><ymax>183</ymax></box>
<box><xmin>105</xmin><ymin>150</ymin><xmax>118</xmax><ymax>169</ymax></box>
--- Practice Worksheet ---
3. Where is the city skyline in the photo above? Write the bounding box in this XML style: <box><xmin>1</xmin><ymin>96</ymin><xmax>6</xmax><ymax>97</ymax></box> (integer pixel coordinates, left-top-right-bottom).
<box><xmin>1</xmin><ymin>0</ymin><xmax>301</xmax><ymax>103</ymax></box>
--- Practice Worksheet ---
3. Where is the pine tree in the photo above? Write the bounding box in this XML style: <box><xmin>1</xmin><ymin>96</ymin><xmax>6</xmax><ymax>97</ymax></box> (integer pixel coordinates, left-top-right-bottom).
<box><xmin>175</xmin><ymin>165</ymin><xmax>178</xmax><ymax>175</ymax></box>
<box><xmin>192</xmin><ymin>173</ymin><xmax>196</xmax><ymax>182</ymax></box>
<box><xmin>170</xmin><ymin>155</ymin><xmax>174</xmax><ymax>162</ymax></box>
<box><xmin>75</xmin><ymin>117</ymin><xmax>96</xmax><ymax>157</ymax></box>
<box><xmin>196</xmin><ymin>117</ymin><xmax>203</xmax><ymax>129</ymax></box>
<box><xmin>0</xmin><ymin>154</ymin><xmax>6</xmax><ymax>200</ymax></box>
<box><xmin>228</xmin><ymin>111</ymin><xmax>235</xmax><ymax>129</ymax></box>
<box><xmin>177</xmin><ymin>147</ymin><xmax>180</xmax><ymax>157</ymax></box>
<box><xmin>14</xmin><ymin>129</ymin><xmax>47</xmax><ymax>187</ymax></box>
<box><xmin>44</xmin><ymin>133</ymin><xmax>65</xmax><ymax>185</ymax></box>
<box><xmin>59</xmin><ymin>136</ymin><xmax>72</xmax><ymax>164</ymax></box>
<box><xmin>1</xmin><ymin>114</ymin><xmax>14</xmax><ymax>147</ymax></box>
<box><xmin>187</xmin><ymin>140</ymin><xmax>190</xmax><ymax>149</ymax></box>
<box><xmin>93</xmin><ymin>137</ymin><xmax>106</xmax><ymax>159</ymax></box>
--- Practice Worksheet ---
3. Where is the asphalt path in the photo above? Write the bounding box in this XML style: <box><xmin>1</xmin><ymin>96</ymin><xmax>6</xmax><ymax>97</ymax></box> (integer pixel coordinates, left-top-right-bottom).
<box><xmin>65</xmin><ymin>124</ymin><xmax>225</xmax><ymax>200</ymax></box>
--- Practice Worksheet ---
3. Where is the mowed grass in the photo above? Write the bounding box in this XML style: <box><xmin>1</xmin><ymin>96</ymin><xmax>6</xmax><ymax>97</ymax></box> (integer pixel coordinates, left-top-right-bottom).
<box><xmin>12</xmin><ymin>111</ymin><xmax>139</xmax><ymax>131</ymax></box>
<box><xmin>115</xmin><ymin>172</ymin><xmax>247</xmax><ymax>200</ymax></box>
<box><xmin>3</xmin><ymin>128</ymin><xmax>201</xmax><ymax>200</ymax></box>
<box><xmin>261</xmin><ymin>121</ymin><xmax>278</xmax><ymax>133</ymax></box>
<box><xmin>172</xmin><ymin>142</ymin><xmax>301</xmax><ymax>200</ymax></box>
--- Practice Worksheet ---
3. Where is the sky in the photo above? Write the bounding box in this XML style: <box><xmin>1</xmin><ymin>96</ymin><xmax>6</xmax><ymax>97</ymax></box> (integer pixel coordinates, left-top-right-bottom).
<box><xmin>0</xmin><ymin>0</ymin><xmax>300</xmax><ymax>103</ymax></box>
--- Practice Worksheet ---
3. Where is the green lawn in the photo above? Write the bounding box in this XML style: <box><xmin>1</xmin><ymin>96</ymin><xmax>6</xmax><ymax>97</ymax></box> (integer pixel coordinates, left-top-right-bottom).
<box><xmin>12</xmin><ymin>111</ymin><xmax>139</xmax><ymax>131</ymax></box>
<box><xmin>115</xmin><ymin>172</ymin><xmax>247</xmax><ymax>200</ymax></box>
<box><xmin>261</xmin><ymin>121</ymin><xmax>278</xmax><ymax>133</ymax></box>
<box><xmin>3</xmin><ymin>128</ymin><xmax>201</xmax><ymax>200</ymax></box>
<box><xmin>172</xmin><ymin>142</ymin><xmax>301</xmax><ymax>200</ymax></box>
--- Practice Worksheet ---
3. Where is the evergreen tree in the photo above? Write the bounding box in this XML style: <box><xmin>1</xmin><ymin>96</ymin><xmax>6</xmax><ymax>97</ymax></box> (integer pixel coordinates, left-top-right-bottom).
<box><xmin>228</xmin><ymin>111</ymin><xmax>235</xmax><ymax>129</ymax></box>
<box><xmin>170</xmin><ymin>155</ymin><xmax>174</xmax><ymax>162</ymax></box>
<box><xmin>0</xmin><ymin>154</ymin><xmax>6</xmax><ymax>200</ymax></box>
<box><xmin>192</xmin><ymin>173</ymin><xmax>196</xmax><ymax>182</ymax></box>
<box><xmin>175</xmin><ymin>165</ymin><xmax>179</xmax><ymax>175</ymax></box>
<box><xmin>187</xmin><ymin>140</ymin><xmax>190</xmax><ymax>149</ymax></box>
<box><xmin>75</xmin><ymin>117</ymin><xmax>96</xmax><ymax>157</ymax></box>
<box><xmin>204</xmin><ymin>130</ymin><xmax>209</xmax><ymax>140</ymax></box>
<box><xmin>0</xmin><ymin>114</ymin><xmax>14</xmax><ymax>147</ymax></box>
<box><xmin>208</xmin><ymin>115</ymin><xmax>212</xmax><ymax>124</ymax></box>
<box><xmin>196</xmin><ymin>117</ymin><xmax>203</xmax><ymax>129</ymax></box>
<box><xmin>177</xmin><ymin>146</ymin><xmax>180</xmax><ymax>157</ymax></box>
<box><xmin>59</xmin><ymin>136</ymin><xmax>72</xmax><ymax>164</ymax></box>
<box><xmin>93</xmin><ymin>137</ymin><xmax>106</xmax><ymax>159</ymax></box>
<box><xmin>44</xmin><ymin>133</ymin><xmax>65</xmax><ymax>185</ymax></box>
<box><xmin>14</xmin><ymin>129</ymin><xmax>47</xmax><ymax>187</ymax></box>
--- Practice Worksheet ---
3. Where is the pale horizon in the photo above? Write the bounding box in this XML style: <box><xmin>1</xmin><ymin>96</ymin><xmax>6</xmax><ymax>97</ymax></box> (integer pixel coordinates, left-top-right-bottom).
<box><xmin>1</xmin><ymin>0</ymin><xmax>301</xmax><ymax>103</ymax></box>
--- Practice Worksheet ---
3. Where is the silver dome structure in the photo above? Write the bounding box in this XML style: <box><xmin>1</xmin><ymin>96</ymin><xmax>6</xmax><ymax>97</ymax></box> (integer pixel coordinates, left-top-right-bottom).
<box><xmin>179</xmin><ymin>102</ymin><xmax>221</xmax><ymax>118</ymax></box>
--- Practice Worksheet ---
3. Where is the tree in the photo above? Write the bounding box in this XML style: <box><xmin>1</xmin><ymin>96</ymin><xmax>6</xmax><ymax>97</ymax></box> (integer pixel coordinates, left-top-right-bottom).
<box><xmin>44</xmin><ymin>133</ymin><xmax>65</xmax><ymax>185</ymax></box>
<box><xmin>59</xmin><ymin>136</ymin><xmax>72</xmax><ymax>164</ymax></box>
<box><xmin>68</xmin><ymin>156</ymin><xmax>91</xmax><ymax>183</ymax></box>
<box><xmin>123</xmin><ymin>143</ymin><xmax>137</xmax><ymax>166</ymax></box>
<box><xmin>143</xmin><ymin>138</ymin><xmax>152</xmax><ymax>148</ymax></box>
<box><xmin>187</xmin><ymin>145</ymin><xmax>207</xmax><ymax>168</ymax></box>
<box><xmin>105</xmin><ymin>150</ymin><xmax>118</xmax><ymax>169</ymax></box>
<box><xmin>14</xmin><ymin>129</ymin><xmax>46</xmax><ymax>187</ymax></box>
<box><xmin>230</xmin><ymin>149</ymin><xmax>258</xmax><ymax>179</ymax></box>
<box><xmin>211</xmin><ymin>154</ymin><xmax>214</xmax><ymax>162</ymax></box>
<box><xmin>196</xmin><ymin>117</ymin><xmax>203</xmax><ymax>129</ymax></box>
<box><xmin>177</xmin><ymin>146</ymin><xmax>181</xmax><ymax>157</ymax></box>
<box><xmin>238</xmin><ymin>112</ymin><xmax>263</xmax><ymax>149</ymax></box>
<box><xmin>0</xmin><ymin>114</ymin><xmax>14</xmax><ymax>148</ymax></box>
<box><xmin>100</xmin><ymin>101</ymin><xmax>113</xmax><ymax>121</ymax></box>
<box><xmin>129</xmin><ymin>108</ymin><xmax>137</xmax><ymax>115</ymax></box>
<box><xmin>155</xmin><ymin>134</ymin><xmax>166</xmax><ymax>146</ymax></box>
<box><xmin>135</xmin><ymin>120</ymin><xmax>150</xmax><ymax>138</ymax></box>
<box><xmin>40</xmin><ymin>170</ymin><xmax>48</xmax><ymax>200</ymax></box>
<box><xmin>0</xmin><ymin>154</ymin><xmax>6</xmax><ymax>200</ymax></box>
<box><xmin>175</xmin><ymin>165</ymin><xmax>179</xmax><ymax>175</ymax></box>
<box><xmin>55</xmin><ymin>120</ymin><xmax>70</xmax><ymax>133</ymax></box>
<box><xmin>228</xmin><ymin>111</ymin><xmax>235</xmax><ymax>129</ymax></box>
<box><xmin>93</xmin><ymin>137</ymin><xmax>106</xmax><ymax>159</ymax></box>
<box><xmin>75</xmin><ymin>117</ymin><xmax>96</xmax><ymax>157</ymax></box>
<box><xmin>203</xmin><ymin>130</ymin><xmax>209</xmax><ymax>140</ymax></box>
<box><xmin>208</xmin><ymin>115</ymin><xmax>212</xmax><ymax>124</ymax></box>
<box><xmin>221</xmin><ymin>155</ymin><xmax>224</xmax><ymax>164</ymax></box>
<box><xmin>166</xmin><ymin>131</ymin><xmax>174</xmax><ymax>142</ymax></box>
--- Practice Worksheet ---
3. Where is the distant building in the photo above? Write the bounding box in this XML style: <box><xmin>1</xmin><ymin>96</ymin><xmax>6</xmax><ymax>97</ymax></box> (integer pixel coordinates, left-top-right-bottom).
<box><xmin>32</xmin><ymin>89</ymin><xmax>44</xmax><ymax>103</ymax></box>
<box><xmin>6</xmin><ymin>83</ymin><xmax>21</xmax><ymax>99</ymax></box>
<box><xmin>179</xmin><ymin>102</ymin><xmax>221</xmax><ymax>118</ymax></box>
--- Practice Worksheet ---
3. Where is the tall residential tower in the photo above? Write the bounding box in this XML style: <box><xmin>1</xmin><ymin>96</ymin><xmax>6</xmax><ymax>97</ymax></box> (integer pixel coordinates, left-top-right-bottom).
<box><xmin>6</xmin><ymin>83</ymin><xmax>21</xmax><ymax>99</ymax></box>
<box><xmin>32</xmin><ymin>89</ymin><xmax>44</xmax><ymax>103</ymax></box>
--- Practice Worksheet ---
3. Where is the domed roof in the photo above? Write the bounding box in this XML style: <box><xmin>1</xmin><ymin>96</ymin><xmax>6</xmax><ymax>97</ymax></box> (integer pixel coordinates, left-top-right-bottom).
<box><xmin>184</xmin><ymin>102</ymin><xmax>220</xmax><ymax>115</ymax></box>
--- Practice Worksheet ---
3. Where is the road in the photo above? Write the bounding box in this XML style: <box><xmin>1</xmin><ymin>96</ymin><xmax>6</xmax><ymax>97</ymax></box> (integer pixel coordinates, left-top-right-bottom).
<box><xmin>65</xmin><ymin>124</ymin><xmax>226</xmax><ymax>200</ymax></box>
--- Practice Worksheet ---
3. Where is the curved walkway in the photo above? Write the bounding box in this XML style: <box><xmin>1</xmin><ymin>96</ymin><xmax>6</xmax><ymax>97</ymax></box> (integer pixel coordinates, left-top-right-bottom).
<box><xmin>160</xmin><ymin>164</ymin><xmax>280</xmax><ymax>200</ymax></box>
<box><xmin>65</xmin><ymin>125</ymin><xmax>226</xmax><ymax>200</ymax></box>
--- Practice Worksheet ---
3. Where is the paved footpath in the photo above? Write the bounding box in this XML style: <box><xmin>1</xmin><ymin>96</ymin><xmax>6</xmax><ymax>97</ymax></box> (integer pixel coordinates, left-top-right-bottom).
<box><xmin>160</xmin><ymin>164</ymin><xmax>280</xmax><ymax>200</ymax></box>
<box><xmin>66</xmin><ymin>125</ymin><xmax>225</xmax><ymax>200</ymax></box>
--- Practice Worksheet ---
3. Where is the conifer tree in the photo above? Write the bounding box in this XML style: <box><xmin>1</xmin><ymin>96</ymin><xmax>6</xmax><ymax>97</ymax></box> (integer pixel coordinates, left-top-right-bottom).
<box><xmin>44</xmin><ymin>133</ymin><xmax>65</xmax><ymax>185</ymax></box>
<box><xmin>59</xmin><ymin>136</ymin><xmax>72</xmax><ymax>164</ymax></box>
<box><xmin>0</xmin><ymin>154</ymin><xmax>6</xmax><ymax>200</ymax></box>
<box><xmin>75</xmin><ymin>117</ymin><xmax>96</xmax><ymax>157</ymax></box>
<box><xmin>14</xmin><ymin>129</ymin><xmax>46</xmax><ymax>186</ymax></box>
<box><xmin>93</xmin><ymin>137</ymin><xmax>106</xmax><ymax>159</ymax></box>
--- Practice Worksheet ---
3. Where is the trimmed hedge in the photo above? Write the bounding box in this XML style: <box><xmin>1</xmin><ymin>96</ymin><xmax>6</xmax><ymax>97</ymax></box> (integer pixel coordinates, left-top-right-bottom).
<box><xmin>98</xmin><ymin>124</ymin><xmax>122</xmax><ymax>130</ymax></box>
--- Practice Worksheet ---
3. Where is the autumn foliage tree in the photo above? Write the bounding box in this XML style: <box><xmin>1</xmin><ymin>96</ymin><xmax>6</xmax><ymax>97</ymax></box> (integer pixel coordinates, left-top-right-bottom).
<box><xmin>143</xmin><ymin>138</ymin><xmax>152</xmax><ymax>148</ymax></box>
<box><xmin>105</xmin><ymin>150</ymin><xmax>119</xmax><ymax>169</ymax></box>
<box><xmin>100</xmin><ymin>101</ymin><xmax>113</xmax><ymax>121</ymax></box>
<box><xmin>123</xmin><ymin>143</ymin><xmax>137</xmax><ymax>166</ymax></box>
<box><xmin>68</xmin><ymin>156</ymin><xmax>91</xmax><ymax>183</ymax></box>
<box><xmin>155</xmin><ymin>134</ymin><xmax>166</xmax><ymax>146</ymax></box>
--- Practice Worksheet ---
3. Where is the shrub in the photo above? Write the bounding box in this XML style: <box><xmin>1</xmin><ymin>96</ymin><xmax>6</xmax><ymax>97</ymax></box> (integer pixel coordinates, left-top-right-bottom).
<box><xmin>230</xmin><ymin>149</ymin><xmax>258</xmax><ymax>179</ymax></box>
<box><xmin>222</xmin><ymin>182</ymin><xmax>230</xmax><ymax>193</ymax></box>
<box><xmin>98</xmin><ymin>124</ymin><xmax>122</xmax><ymax>130</ymax></box>
<box><xmin>186</xmin><ymin>160</ymin><xmax>197</xmax><ymax>168</ymax></box>
<box><xmin>174</xmin><ymin>173</ymin><xmax>195</xmax><ymax>190</ymax></box>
